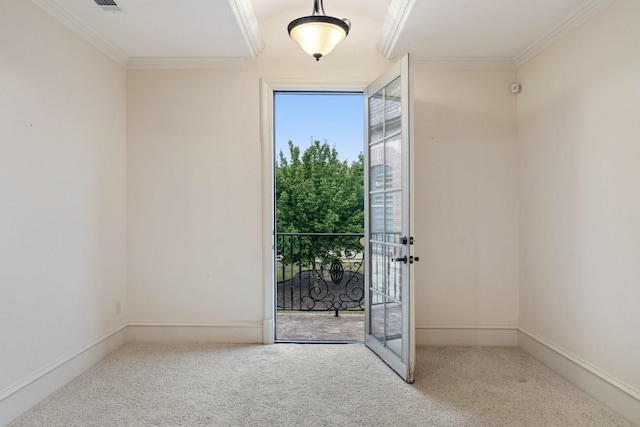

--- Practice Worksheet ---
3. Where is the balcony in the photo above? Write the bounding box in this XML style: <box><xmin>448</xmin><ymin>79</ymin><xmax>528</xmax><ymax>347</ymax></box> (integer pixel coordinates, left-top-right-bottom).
<box><xmin>276</xmin><ymin>232</ymin><xmax>364</xmax><ymax>341</ymax></box>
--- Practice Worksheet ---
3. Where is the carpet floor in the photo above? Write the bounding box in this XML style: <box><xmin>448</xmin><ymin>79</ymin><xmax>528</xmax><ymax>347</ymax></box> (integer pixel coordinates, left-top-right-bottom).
<box><xmin>9</xmin><ymin>343</ymin><xmax>632</xmax><ymax>427</ymax></box>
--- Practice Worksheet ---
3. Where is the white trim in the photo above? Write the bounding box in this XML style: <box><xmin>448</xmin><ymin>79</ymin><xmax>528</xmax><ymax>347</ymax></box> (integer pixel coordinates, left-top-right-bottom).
<box><xmin>0</xmin><ymin>324</ymin><xmax>127</xmax><ymax>426</ymax></box>
<box><xmin>518</xmin><ymin>328</ymin><xmax>639</xmax><ymax>425</ymax></box>
<box><xmin>127</xmin><ymin>321</ymin><xmax>261</xmax><ymax>328</ymax></box>
<box><xmin>377</xmin><ymin>0</ymin><xmax>611</xmax><ymax>69</ymax></box>
<box><xmin>31</xmin><ymin>0</ymin><xmax>128</xmax><ymax>66</ymax></box>
<box><xmin>518</xmin><ymin>327</ymin><xmax>640</xmax><ymax>401</ymax></box>
<box><xmin>260</xmin><ymin>79</ymin><xmax>370</xmax><ymax>92</ymax></box>
<box><xmin>0</xmin><ymin>323</ymin><xmax>127</xmax><ymax>401</ymax></box>
<box><xmin>32</xmin><ymin>0</ymin><xmax>612</xmax><ymax>71</ymax></box>
<box><xmin>126</xmin><ymin>322</ymin><xmax>262</xmax><ymax>343</ymax></box>
<box><xmin>259</xmin><ymin>79</ymin><xmax>369</xmax><ymax>345</ymax></box>
<box><xmin>262</xmin><ymin>319</ymin><xmax>275</xmax><ymax>344</ymax></box>
<box><xmin>259</xmin><ymin>78</ymin><xmax>276</xmax><ymax>345</ymax></box>
<box><xmin>228</xmin><ymin>0</ymin><xmax>264</xmax><ymax>59</ymax></box>
<box><xmin>418</xmin><ymin>324</ymin><xmax>519</xmax><ymax>330</ymax></box>
<box><xmin>4</xmin><ymin>324</ymin><xmax>636</xmax><ymax>424</ymax></box>
<box><xmin>31</xmin><ymin>0</ymin><xmax>258</xmax><ymax>70</ymax></box>
<box><xmin>126</xmin><ymin>57</ymin><xmax>251</xmax><ymax>69</ymax></box>
<box><xmin>413</xmin><ymin>57</ymin><xmax>516</xmax><ymax>69</ymax></box>
<box><xmin>376</xmin><ymin>0</ymin><xmax>416</xmax><ymax>58</ymax></box>
<box><xmin>416</xmin><ymin>325</ymin><xmax>519</xmax><ymax>346</ymax></box>
<box><xmin>514</xmin><ymin>0</ymin><xmax>613</xmax><ymax>67</ymax></box>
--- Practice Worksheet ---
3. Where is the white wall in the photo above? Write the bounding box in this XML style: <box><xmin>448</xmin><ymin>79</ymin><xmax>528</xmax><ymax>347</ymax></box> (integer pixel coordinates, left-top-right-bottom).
<box><xmin>414</xmin><ymin>69</ymin><xmax>519</xmax><ymax>339</ymax></box>
<box><xmin>6</xmin><ymin>0</ymin><xmax>638</xmax><ymax>422</ymax></box>
<box><xmin>0</xmin><ymin>0</ymin><xmax>127</xmax><ymax>422</ymax></box>
<box><xmin>127</xmin><ymin>6</ymin><xmax>519</xmax><ymax>344</ymax></box>
<box><xmin>3</xmin><ymin>0</ymin><xmax>637</xmax><ymax>423</ymax></box>
<box><xmin>126</xmin><ymin>68</ymin><xmax>265</xmax><ymax>329</ymax></box>
<box><xmin>518</xmin><ymin>0</ymin><xmax>640</xmax><ymax>400</ymax></box>
<box><xmin>126</xmin><ymin>8</ymin><xmax>392</xmax><ymax>338</ymax></box>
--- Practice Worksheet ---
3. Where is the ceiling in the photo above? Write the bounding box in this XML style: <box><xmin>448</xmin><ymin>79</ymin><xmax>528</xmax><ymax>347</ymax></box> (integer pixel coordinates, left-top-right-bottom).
<box><xmin>32</xmin><ymin>0</ymin><xmax>611</xmax><ymax>68</ymax></box>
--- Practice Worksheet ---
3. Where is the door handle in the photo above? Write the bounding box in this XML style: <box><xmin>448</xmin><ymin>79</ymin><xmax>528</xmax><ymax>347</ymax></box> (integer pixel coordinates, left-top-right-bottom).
<box><xmin>393</xmin><ymin>255</ymin><xmax>420</xmax><ymax>264</ymax></box>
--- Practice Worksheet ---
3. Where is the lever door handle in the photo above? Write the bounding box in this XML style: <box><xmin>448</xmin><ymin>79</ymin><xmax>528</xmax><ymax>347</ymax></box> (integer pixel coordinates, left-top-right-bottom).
<box><xmin>392</xmin><ymin>255</ymin><xmax>421</xmax><ymax>264</ymax></box>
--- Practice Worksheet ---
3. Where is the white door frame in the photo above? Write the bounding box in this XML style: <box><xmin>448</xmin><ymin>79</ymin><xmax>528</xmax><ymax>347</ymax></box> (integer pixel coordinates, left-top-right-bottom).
<box><xmin>259</xmin><ymin>79</ymin><xmax>369</xmax><ymax>344</ymax></box>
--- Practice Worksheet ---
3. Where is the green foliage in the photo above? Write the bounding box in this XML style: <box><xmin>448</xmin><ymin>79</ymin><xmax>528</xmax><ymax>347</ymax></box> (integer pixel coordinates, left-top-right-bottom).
<box><xmin>276</xmin><ymin>140</ymin><xmax>364</xmax><ymax>234</ymax></box>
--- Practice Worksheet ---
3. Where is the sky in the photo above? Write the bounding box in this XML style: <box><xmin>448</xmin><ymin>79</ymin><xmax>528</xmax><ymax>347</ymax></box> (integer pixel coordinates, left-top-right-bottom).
<box><xmin>274</xmin><ymin>92</ymin><xmax>364</xmax><ymax>164</ymax></box>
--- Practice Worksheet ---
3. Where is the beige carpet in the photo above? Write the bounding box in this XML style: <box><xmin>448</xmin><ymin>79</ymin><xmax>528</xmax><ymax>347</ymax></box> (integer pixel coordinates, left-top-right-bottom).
<box><xmin>9</xmin><ymin>344</ymin><xmax>632</xmax><ymax>427</ymax></box>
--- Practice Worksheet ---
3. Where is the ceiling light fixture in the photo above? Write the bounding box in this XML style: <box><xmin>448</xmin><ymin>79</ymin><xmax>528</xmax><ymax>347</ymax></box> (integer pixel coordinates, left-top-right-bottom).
<box><xmin>287</xmin><ymin>0</ymin><xmax>351</xmax><ymax>61</ymax></box>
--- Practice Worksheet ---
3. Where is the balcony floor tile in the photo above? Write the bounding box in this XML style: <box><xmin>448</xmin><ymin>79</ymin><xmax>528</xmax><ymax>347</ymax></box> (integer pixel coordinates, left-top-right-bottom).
<box><xmin>276</xmin><ymin>312</ymin><xmax>364</xmax><ymax>342</ymax></box>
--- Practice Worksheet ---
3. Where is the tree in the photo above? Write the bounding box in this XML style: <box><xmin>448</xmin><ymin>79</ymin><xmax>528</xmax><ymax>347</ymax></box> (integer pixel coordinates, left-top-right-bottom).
<box><xmin>276</xmin><ymin>140</ymin><xmax>364</xmax><ymax>234</ymax></box>
<box><xmin>276</xmin><ymin>140</ymin><xmax>364</xmax><ymax>268</ymax></box>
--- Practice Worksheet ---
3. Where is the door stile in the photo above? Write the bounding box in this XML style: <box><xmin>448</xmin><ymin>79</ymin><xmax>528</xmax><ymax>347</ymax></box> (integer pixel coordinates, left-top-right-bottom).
<box><xmin>363</xmin><ymin>54</ymin><xmax>415</xmax><ymax>382</ymax></box>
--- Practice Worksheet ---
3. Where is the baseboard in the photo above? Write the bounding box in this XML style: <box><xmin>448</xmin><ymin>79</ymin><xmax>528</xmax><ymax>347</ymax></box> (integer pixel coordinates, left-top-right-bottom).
<box><xmin>126</xmin><ymin>321</ymin><xmax>263</xmax><ymax>343</ymax></box>
<box><xmin>518</xmin><ymin>328</ymin><xmax>640</xmax><ymax>425</ymax></box>
<box><xmin>416</xmin><ymin>324</ymin><xmax>518</xmax><ymax>346</ymax></box>
<box><xmin>263</xmin><ymin>318</ymin><xmax>275</xmax><ymax>344</ymax></box>
<box><xmin>0</xmin><ymin>324</ymin><xmax>127</xmax><ymax>426</ymax></box>
<box><xmin>1</xmin><ymin>321</ymin><xmax>262</xmax><ymax>425</ymax></box>
<box><xmin>8</xmin><ymin>324</ymin><xmax>635</xmax><ymax>425</ymax></box>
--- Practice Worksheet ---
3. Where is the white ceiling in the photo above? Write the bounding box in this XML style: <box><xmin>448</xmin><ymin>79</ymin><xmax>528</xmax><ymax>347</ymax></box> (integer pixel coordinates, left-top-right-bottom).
<box><xmin>32</xmin><ymin>0</ymin><xmax>611</xmax><ymax>68</ymax></box>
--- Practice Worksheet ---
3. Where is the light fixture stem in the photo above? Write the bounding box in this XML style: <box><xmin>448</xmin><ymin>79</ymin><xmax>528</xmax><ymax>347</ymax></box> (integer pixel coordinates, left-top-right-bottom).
<box><xmin>312</xmin><ymin>0</ymin><xmax>325</xmax><ymax>16</ymax></box>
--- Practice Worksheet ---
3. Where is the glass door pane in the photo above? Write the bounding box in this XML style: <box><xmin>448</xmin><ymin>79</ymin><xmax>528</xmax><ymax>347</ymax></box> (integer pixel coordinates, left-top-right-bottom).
<box><xmin>364</xmin><ymin>54</ymin><xmax>414</xmax><ymax>382</ymax></box>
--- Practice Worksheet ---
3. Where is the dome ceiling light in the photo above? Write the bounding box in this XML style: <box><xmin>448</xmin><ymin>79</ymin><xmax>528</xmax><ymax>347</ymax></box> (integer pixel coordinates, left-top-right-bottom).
<box><xmin>287</xmin><ymin>0</ymin><xmax>351</xmax><ymax>61</ymax></box>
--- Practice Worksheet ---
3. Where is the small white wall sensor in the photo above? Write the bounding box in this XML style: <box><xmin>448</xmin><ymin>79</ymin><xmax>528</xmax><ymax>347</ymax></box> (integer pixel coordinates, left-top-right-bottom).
<box><xmin>511</xmin><ymin>83</ymin><xmax>521</xmax><ymax>93</ymax></box>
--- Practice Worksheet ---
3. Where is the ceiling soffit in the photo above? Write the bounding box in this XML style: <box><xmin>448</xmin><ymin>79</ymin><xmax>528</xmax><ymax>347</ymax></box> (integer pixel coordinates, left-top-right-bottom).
<box><xmin>31</xmin><ymin>0</ymin><xmax>263</xmax><ymax>68</ymax></box>
<box><xmin>378</xmin><ymin>0</ymin><xmax>612</xmax><ymax>69</ymax></box>
<box><xmin>32</xmin><ymin>0</ymin><xmax>612</xmax><ymax>69</ymax></box>
<box><xmin>32</xmin><ymin>0</ymin><xmax>129</xmax><ymax>65</ymax></box>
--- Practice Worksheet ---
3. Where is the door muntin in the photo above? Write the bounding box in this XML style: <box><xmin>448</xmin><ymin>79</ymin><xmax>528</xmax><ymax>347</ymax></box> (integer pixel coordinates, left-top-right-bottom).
<box><xmin>364</xmin><ymin>55</ymin><xmax>414</xmax><ymax>382</ymax></box>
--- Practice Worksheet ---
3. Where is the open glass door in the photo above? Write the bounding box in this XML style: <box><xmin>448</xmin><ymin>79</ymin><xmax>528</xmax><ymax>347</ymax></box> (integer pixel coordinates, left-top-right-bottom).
<box><xmin>364</xmin><ymin>54</ymin><xmax>415</xmax><ymax>382</ymax></box>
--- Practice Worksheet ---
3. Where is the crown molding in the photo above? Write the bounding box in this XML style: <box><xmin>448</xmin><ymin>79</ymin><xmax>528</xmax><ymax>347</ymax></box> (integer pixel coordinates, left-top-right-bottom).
<box><xmin>229</xmin><ymin>0</ymin><xmax>264</xmax><ymax>59</ymax></box>
<box><xmin>127</xmin><ymin>57</ymin><xmax>251</xmax><ymax>70</ymax></box>
<box><xmin>32</xmin><ymin>0</ymin><xmax>128</xmax><ymax>66</ymax></box>
<box><xmin>514</xmin><ymin>0</ymin><xmax>613</xmax><ymax>67</ymax></box>
<box><xmin>377</xmin><ymin>0</ymin><xmax>415</xmax><ymax>58</ymax></box>
<box><xmin>32</xmin><ymin>0</ymin><xmax>259</xmax><ymax>69</ymax></box>
<box><xmin>414</xmin><ymin>57</ymin><xmax>516</xmax><ymax>69</ymax></box>
<box><xmin>378</xmin><ymin>0</ymin><xmax>612</xmax><ymax>69</ymax></box>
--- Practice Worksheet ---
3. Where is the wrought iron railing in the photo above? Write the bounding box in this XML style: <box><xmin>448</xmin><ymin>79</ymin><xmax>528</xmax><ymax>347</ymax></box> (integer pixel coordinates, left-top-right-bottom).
<box><xmin>276</xmin><ymin>233</ymin><xmax>364</xmax><ymax>315</ymax></box>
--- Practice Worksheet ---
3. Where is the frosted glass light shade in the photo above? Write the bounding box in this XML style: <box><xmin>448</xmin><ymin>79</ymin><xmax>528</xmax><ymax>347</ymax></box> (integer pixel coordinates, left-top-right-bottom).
<box><xmin>288</xmin><ymin>15</ymin><xmax>351</xmax><ymax>61</ymax></box>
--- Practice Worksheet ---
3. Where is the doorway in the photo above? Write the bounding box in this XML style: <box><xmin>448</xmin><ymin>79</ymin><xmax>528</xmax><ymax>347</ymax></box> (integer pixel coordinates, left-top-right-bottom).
<box><xmin>261</xmin><ymin>55</ymin><xmax>415</xmax><ymax>382</ymax></box>
<box><xmin>273</xmin><ymin>91</ymin><xmax>364</xmax><ymax>342</ymax></box>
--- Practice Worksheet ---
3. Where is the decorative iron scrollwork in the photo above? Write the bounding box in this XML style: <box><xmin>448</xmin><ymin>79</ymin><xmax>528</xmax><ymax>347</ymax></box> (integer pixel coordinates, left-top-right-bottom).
<box><xmin>329</xmin><ymin>259</ymin><xmax>344</xmax><ymax>284</ymax></box>
<box><xmin>276</xmin><ymin>233</ymin><xmax>365</xmax><ymax>313</ymax></box>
